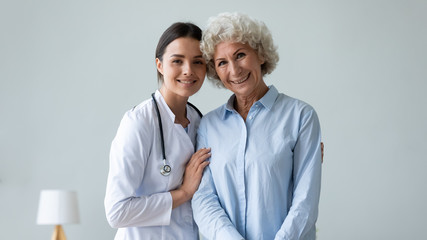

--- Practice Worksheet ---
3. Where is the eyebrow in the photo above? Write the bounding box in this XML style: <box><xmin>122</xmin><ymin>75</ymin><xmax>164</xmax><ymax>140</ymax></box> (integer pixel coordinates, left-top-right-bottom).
<box><xmin>169</xmin><ymin>54</ymin><xmax>185</xmax><ymax>58</ymax></box>
<box><xmin>169</xmin><ymin>54</ymin><xmax>204</xmax><ymax>59</ymax></box>
<box><xmin>215</xmin><ymin>48</ymin><xmax>245</xmax><ymax>62</ymax></box>
<box><xmin>233</xmin><ymin>48</ymin><xmax>245</xmax><ymax>56</ymax></box>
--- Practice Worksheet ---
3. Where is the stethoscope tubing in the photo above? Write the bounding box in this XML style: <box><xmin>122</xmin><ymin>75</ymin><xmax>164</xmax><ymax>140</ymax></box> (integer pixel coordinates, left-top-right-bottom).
<box><xmin>151</xmin><ymin>93</ymin><xmax>167</xmax><ymax>162</ymax></box>
<box><xmin>151</xmin><ymin>93</ymin><xmax>202</xmax><ymax>176</ymax></box>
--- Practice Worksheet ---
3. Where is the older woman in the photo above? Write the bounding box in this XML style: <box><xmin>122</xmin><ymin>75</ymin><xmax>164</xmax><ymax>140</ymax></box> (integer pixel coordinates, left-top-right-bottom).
<box><xmin>192</xmin><ymin>13</ymin><xmax>322</xmax><ymax>240</ymax></box>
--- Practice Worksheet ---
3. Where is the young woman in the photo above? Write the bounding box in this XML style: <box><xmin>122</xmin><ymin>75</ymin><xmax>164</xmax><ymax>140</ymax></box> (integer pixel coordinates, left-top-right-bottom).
<box><xmin>105</xmin><ymin>22</ymin><xmax>210</xmax><ymax>240</ymax></box>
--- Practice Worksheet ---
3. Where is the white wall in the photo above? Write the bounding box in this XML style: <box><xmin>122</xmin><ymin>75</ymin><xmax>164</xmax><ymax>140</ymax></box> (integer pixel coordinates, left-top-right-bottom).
<box><xmin>1</xmin><ymin>0</ymin><xmax>426</xmax><ymax>239</ymax></box>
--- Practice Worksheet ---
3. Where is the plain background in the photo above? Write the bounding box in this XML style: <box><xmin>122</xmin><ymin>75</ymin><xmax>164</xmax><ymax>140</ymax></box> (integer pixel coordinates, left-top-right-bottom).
<box><xmin>1</xmin><ymin>0</ymin><xmax>426</xmax><ymax>239</ymax></box>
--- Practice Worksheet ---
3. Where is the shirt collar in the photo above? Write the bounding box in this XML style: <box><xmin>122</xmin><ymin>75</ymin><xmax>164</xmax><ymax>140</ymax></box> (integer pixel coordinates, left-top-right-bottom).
<box><xmin>222</xmin><ymin>85</ymin><xmax>279</xmax><ymax>119</ymax></box>
<box><xmin>259</xmin><ymin>85</ymin><xmax>278</xmax><ymax>111</ymax></box>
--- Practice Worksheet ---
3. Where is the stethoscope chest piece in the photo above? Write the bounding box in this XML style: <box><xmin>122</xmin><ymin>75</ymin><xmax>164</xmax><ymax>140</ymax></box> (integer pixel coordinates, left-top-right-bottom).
<box><xmin>160</xmin><ymin>161</ymin><xmax>171</xmax><ymax>176</ymax></box>
<box><xmin>151</xmin><ymin>92</ymin><xmax>202</xmax><ymax>177</ymax></box>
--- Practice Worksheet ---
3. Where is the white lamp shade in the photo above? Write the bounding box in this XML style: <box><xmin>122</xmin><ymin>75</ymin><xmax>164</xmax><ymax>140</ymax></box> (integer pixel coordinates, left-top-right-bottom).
<box><xmin>36</xmin><ymin>190</ymin><xmax>80</xmax><ymax>225</ymax></box>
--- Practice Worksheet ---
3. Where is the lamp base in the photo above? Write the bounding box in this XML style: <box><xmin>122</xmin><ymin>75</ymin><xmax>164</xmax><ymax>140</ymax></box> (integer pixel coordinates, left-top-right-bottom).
<box><xmin>52</xmin><ymin>225</ymin><xmax>67</xmax><ymax>240</ymax></box>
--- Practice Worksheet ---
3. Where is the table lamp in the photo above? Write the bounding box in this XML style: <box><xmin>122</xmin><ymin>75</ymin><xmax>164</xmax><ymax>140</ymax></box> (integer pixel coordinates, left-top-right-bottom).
<box><xmin>36</xmin><ymin>190</ymin><xmax>80</xmax><ymax>240</ymax></box>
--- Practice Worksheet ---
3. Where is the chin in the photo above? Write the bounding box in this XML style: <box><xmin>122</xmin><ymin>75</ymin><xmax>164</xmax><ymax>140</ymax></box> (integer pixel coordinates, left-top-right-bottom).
<box><xmin>179</xmin><ymin>89</ymin><xmax>199</xmax><ymax>98</ymax></box>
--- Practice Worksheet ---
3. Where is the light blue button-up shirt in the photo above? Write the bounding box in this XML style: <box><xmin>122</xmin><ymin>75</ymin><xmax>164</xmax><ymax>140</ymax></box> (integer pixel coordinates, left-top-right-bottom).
<box><xmin>192</xmin><ymin>85</ymin><xmax>322</xmax><ymax>240</ymax></box>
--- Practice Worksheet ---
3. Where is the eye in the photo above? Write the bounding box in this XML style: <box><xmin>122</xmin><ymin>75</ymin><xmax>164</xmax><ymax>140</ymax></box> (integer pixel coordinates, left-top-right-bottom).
<box><xmin>217</xmin><ymin>60</ymin><xmax>227</xmax><ymax>67</ymax></box>
<box><xmin>236</xmin><ymin>52</ymin><xmax>246</xmax><ymax>59</ymax></box>
<box><xmin>172</xmin><ymin>59</ymin><xmax>182</xmax><ymax>64</ymax></box>
<box><xmin>194</xmin><ymin>60</ymin><xmax>205</xmax><ymax>65</ymax></box>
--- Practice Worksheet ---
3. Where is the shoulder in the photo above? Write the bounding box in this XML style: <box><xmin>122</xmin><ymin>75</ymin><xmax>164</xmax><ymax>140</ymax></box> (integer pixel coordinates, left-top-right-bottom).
<box><xmin>198</xmin><ymin>104</ymin><xmax>226</xmax><ymax>132</ymax></box>
<box><xmin>275</xmin><ymin>92</ymin><xmax>317</xmax><ymax>115</ymax></box>
<box><xmin>201</xmin><ymin>104</ymin><xmax>226</xmax><ymax>122</ymax></box>
<box><xmin>274</xmin><ymin>93</ymin><xmax>320</xmax><ymax>131</ymax></box>
<box><xmin>118</xmin><ymin>98</ymin><xmax>156</xmax><ymax>133</ymax></box>
<box><xmin>125</xmin><ymin>98</ymin><xmax>155</xmax><ymax>120</ymax></box>
<box><xmin>187</xmin><ymin>103</ymin><xmax>203</xmax><ymax>121</ymax></box>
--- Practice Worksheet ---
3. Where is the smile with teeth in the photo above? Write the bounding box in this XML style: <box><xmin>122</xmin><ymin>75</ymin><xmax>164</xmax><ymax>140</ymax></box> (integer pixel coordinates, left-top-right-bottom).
<box><xmin>230</xmin><ymin>73</ymin><xmax>250</xmax><ymax>84</ymax></box>
<box><xmin>177</xmin><ymin>79</ymin><xmax>197</xmax><ymax>84</ymax></box>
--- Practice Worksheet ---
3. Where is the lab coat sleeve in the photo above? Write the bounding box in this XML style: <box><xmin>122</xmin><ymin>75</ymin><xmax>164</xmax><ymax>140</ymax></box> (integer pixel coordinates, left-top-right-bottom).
<box><xmin>275</xmin><ymin>106</ymin><xmax>322</xmax><ymax>240</ymax></box>
<box><xmin>105</xmin><ymin>111</ymin><xmax>172</xmax><ymax>228</ymax></box>
<box><xmin>192</xmin><ymin>122</ymin><xmax>244</xmax><ymax>240</ymax></box>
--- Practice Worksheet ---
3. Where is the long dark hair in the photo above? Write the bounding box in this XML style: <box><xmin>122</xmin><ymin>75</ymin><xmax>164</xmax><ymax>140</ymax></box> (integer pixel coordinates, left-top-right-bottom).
<box><xmin>155</xmin><ymin>22</ymin><xmax>202</xmax><ymax>82</ymax></box>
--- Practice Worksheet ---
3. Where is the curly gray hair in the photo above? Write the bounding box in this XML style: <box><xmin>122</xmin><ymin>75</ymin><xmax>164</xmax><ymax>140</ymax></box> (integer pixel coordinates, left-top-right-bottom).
<box><xmin>201</xmin><ymin>12</ymin><xmax>279</xmax><ymax>87</ymax></box>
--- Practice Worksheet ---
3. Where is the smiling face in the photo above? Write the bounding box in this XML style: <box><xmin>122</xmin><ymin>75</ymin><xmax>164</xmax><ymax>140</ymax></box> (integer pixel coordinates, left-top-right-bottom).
<box><xmin>214</xmin><ymin>41</ymin><xmax>267</xmax><ymax>98</ymax></box>
<box><xmin>156</xmin><ymin>37</ymin><xmax>206</xmax><ymax>100</ymax></box>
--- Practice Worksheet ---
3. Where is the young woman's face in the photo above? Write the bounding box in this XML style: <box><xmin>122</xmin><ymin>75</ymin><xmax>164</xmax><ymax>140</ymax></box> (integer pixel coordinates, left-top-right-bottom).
<box><xmin>157</xmin><ymin>37</ymin><xmax>206</xmax><ymax>99</ymax></box>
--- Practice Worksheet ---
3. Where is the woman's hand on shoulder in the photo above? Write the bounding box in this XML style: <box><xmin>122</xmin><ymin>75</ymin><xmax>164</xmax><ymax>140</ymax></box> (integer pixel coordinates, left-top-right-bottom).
<box><xmin>181</xmin><ymin>148</ymin><xmax>211</xmax><ymax>197</ymax></box>
<box><xmin>171</xmin><ymin>148</ymin><xmax>211</xmax><ymax>208</ymax></box>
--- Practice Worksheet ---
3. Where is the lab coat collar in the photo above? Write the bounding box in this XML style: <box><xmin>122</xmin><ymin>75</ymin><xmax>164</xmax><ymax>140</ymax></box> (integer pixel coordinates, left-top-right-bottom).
<box><xmin>153</xmin><ymin>90</ymin><xmax>176</xmax><ymax>124</ymax></box>
<box><xmin>153</xmin><ymin>89</ymin><xmax>195</xmax><ymax>148</ymax></box>
<box><xmin>153</xmin><ymin>90</ymin><xmax>197</xmax><ymax>127</ymax></box>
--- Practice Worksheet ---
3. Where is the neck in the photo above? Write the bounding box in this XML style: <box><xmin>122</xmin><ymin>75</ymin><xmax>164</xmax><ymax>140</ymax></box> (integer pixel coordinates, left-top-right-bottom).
<box><xmin>159</xmin><ymin>88</ymin><xmax>190</xmax><ymax>128</ymax></box>
<box><xmin>234</xmin><ymin>83</ymin><xmax>269</xmax><ymax>121</ymax></box>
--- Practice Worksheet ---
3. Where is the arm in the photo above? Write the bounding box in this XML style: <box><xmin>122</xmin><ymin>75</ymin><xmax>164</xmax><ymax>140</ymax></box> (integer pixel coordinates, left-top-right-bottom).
<box><xmin>275</xmin><ymin>108</ymin><xmax>322</xmax><ymax>240</ymax></box>
<box><xmin>192</xmin><ymin>124</ymin><xmax>244</xmax><ymax>240</ymax></box>
<box><xmin>171</xmin><ymin>147</ymin><xmax>211</xmax><ymax>209</ymax></box>
<box><xmin>104</xmin><ymin>112</ymin><xmax>172</xmax><ymax>228</ymax></box>
<box><xmin>105</xmin><ymin>111</ymin><xmax>211</xmax><ymax>228</ymax></box>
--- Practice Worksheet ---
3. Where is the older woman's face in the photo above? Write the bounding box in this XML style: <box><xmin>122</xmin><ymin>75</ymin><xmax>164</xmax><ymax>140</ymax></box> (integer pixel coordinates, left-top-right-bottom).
<box><xmin>214</xmin><ymin>41</ymin><xmax>265</xmax><ymax>97</ymax></box>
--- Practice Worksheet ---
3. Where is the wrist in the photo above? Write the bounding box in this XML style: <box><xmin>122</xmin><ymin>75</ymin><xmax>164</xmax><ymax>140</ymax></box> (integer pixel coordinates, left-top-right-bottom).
<box><xmin>178</xmin><ymin>188</ymin><xmax>192</xmax><ymax>202</ymax></box>
<box><xmin>171</xmin><ymin>189</ymin><xmax>191</xmax><ymax>209</ymax></box>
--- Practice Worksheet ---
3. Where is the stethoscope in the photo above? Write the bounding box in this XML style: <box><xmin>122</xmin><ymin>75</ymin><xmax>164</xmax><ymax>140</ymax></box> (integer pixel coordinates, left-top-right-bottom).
<box><xmin>151</xmin><ymin>93</ymin><xmax>202</xmax><ymax>176</ymax></box>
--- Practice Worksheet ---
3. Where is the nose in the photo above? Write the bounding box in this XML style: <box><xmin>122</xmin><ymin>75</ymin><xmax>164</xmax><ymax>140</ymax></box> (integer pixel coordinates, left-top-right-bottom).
<box><xmin>229</xmin><ymin>61</ymin><xmax>241</xmax><ymax>77</ymax></box>
<box><xmin>183</xmin><ymin>62</ymin><xmax>194</xmax><ymax>76</ymax></box>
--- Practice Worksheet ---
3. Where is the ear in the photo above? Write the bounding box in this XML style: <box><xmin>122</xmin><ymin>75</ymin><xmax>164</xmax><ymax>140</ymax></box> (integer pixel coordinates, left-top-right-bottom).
<box><xmin>156</xmin><ymin>58</ymin><xmax>163</xmax><ymax>75</ymax></box>
<box><xmin>258</xmin><ymin>54</ymin><xmax>265</xmax><ymax>65</ymax></box>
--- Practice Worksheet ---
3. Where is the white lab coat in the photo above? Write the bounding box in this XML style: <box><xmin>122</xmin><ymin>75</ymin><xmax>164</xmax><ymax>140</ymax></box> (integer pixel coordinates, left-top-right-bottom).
<box><xmin>105</xmin><ymin>90</ymin><xmax>200</xmax><ymax>240</ymax></box>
